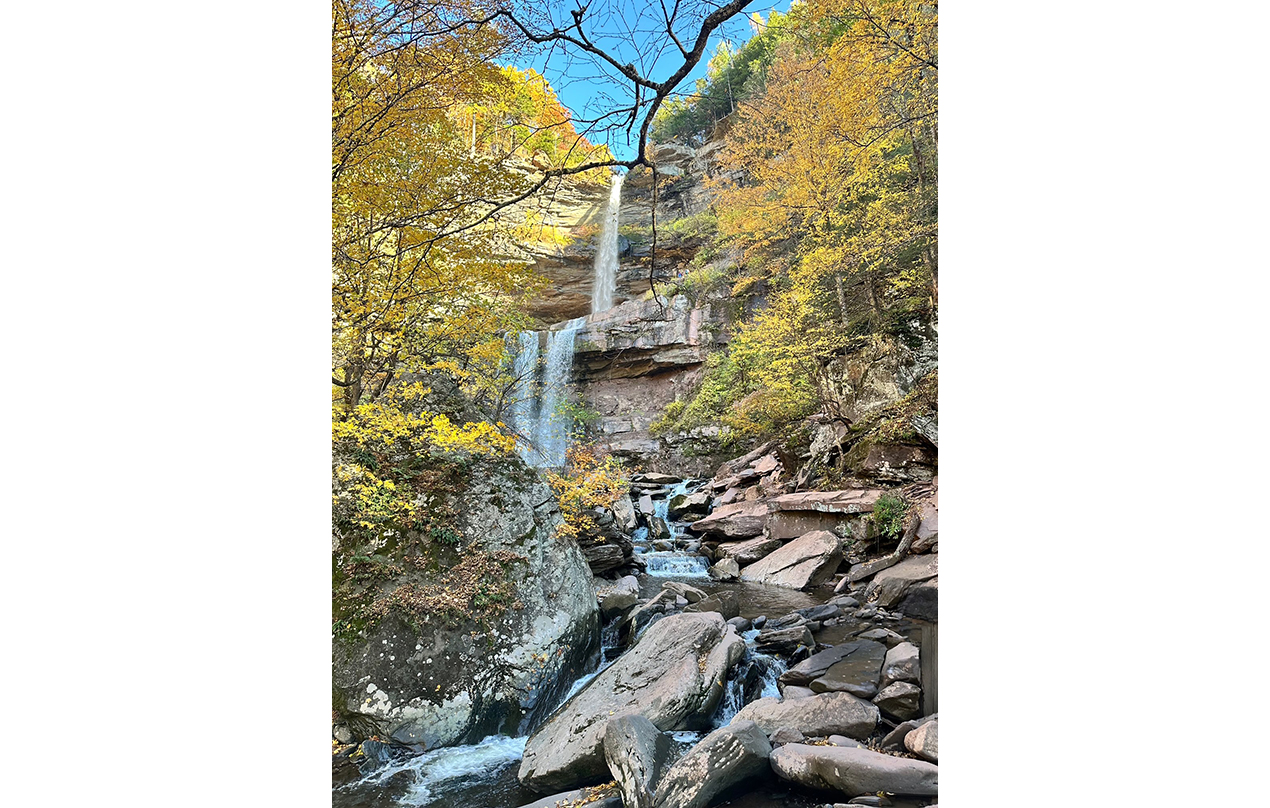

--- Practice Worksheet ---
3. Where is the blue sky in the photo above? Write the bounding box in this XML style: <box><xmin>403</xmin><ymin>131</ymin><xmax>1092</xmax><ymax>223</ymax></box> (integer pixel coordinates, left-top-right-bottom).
<box><xmin>515</xmin><ymin>0</ymin><xmax>794</xmax><ymax>161</ymax></box>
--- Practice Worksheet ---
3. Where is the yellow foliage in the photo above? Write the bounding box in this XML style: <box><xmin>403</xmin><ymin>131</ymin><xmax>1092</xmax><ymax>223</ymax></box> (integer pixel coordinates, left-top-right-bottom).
<box><xmin>546</xmin><ymin>445</ymin><xmax>630</xmax><ymax>540</ymax></box>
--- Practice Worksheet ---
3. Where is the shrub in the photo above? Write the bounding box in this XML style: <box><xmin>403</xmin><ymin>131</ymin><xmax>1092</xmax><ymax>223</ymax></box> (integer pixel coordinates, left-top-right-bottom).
<box><xmin>872</xmin><ymin>494</ymin><xmax>907</xmax><ymax>542</ymax></box>
<box><xmin>547</xmin><ymin>445</ymin><xmax>629</xmax><ymax>540</ymax></box>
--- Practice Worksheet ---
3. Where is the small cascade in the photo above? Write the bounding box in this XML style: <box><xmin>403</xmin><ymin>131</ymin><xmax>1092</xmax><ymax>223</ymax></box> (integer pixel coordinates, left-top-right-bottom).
<box><xmin>710</xmin><ymin>650</ymin><xmax>787</xmax><ymax>727</ymax></box>
<box><xmin>591</xmin><ymin>172</ymin><xmax>624</xmax><ymax>314</ymax></box>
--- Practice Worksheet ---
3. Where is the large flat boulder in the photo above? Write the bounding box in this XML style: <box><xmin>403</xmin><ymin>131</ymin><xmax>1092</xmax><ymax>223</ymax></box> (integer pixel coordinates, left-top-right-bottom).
<box><xmin>770</xmin><ymin>743</ymin><xmax>938</xmax><ymax>798</ymax></box>
<box><xmin>864</xmin><ymin>554</ymin><xmax>938</xmax><ymax>608</ymax></box>
<box><xmin>731</xmin><ymin>692</ymin><xmax>878</xmax><ymax>739</ymax></box>
<box><xmin>779</xmin><ymin>641</ymin><xmax>887</xmax><ymax>689</ymax></box>
<box><xmin>715</xmin><ymin>536</ymin><xmax>782</xmax><ymax>565</ymax></box>
<box><xmin>740</xmin><ymin>530</ymin><xmax>844</xmax><ymax>590</ymax></box>
<box><xmin>881</xmin><ymin>642</ymin><xmax>921</xmax><ymax>688</ymax></box>
<box><xmin>770</xmin><ymin>489</ymin><xmax>886</xmax><ymax>514</ymax></box>
<box><xmin>687</xmin><ymin>500</ymin><xmax>770</xmax><ymax>539</ymax></box>
<box><xmin>652</xmin><ymin>719</ymin><xmax>771</xmax><ymax>808</ymax></box>
<box><xmin>518</xmin><ymin>612</ymin><xmax>746</xmax><ymax>793</ymax></box>
<box><xmin>809</xmin><ymin>642</ymin><xmax>888</xmax><ymax>699</ymax></box>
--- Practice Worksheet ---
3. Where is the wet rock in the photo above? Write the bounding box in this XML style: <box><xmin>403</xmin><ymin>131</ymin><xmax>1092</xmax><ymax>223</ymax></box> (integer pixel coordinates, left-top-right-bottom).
<box><xmin>596</xmin><ymin>575</ymin><xmax>640</xmax><ymax>618</ymax></box>
<box><xmin>767</xmin><ymin>612</ymin><xmax>809</xmax><ymax>630</ymax></box>
<box><xmin>770</xmin><ymin>743</ymin><xmax>938</xmax><ymax>798</ymax></box>
<box><xmin>518</xmin><ymin>612</ymin><xmax>746</xmax><ymax>793</ymax></box>
<box><xmin>603</xmin><ymin>714</ymin><xmax>672</xmax><ymax>808</ymax></box>
<box><xmin>708</xmin><ymin>557</ymin><xmax>741</xmax><ymax>581</ymax></box>
<box><xmin>873</xmin><ymin>681</ymin><xmax>923</xmax><ymax>721</ymax></box>
<box><xmin>864</xmin><ymin>555</ymin><xmax>938</xmax><ymax>609</ymax></box>
<box><xmin>848</xmin><ymin>797</ymin><xmax>892</xmax><ymax>807</ymax></box>
<box><xmin>904</xmin><ymin>717</ymin><xmax>938</xmax><ymax>762</ymax></box>
<box><xmin>669</xmin><ymin>489</ymin><xmax>712</xmax><ymax>518</ymax></box>
<box><xmin>356</xmin><ymin>739</ymin><xmax>394</xmax><ymax>771</ymax></box>
<box><xmin>732</xmin><ymin>692</ymin><xmax>878</xmax><ymax>739</ymax></box>
<box><xmin>727</xmin><ymin>616</ymin><xmax>752</xmax><ymax>632</ymax></box>
<box><xmin>684</xmin><ymin>590</ymin><xmax>741</xmax><ymax>620</ymax></box>
<box><xmin>661</xmin><ymin>580</ymin><xmax>706</xmax><ymax>603</ymax></box>
<box><xmin>852</xmin><ymin>606</ymin><xmax>877</xmax><ymax>620</ymax></box>
<box><xmin>856</xmin><ymin>627</ymin><xmax>905</xmax><ymax>648</ymax></box>
<box><xmin>751</xmin><ymin>615</ymin><xmax>767</xmax><ymax>630</ymax></box>
<box><xmin>780</xmin><ymin>642</ymin><xmax>883</xmax><ymax>688</ymax></box>
<box><xmin>740</xmin><ymin>530</ymin><xmax>845</xmax><ymax>590</ymax></box>
<box><xmin>807</xmin><ymin>642</ymin><xmax>887</xmax><ymax>699</ymax></box>
<box><xmin>755</xmin><ymin>625</ymin><xmax>814</xmax><ymax>656</ymax></box>
<box><xmin>880</xmin><ymin>642</ymin><xmax>920</xmax><ymax>688</ymax></box>
<box><xmin>831</xmin><ymin>595</ymin><xmax>860</xmax><ymax>608</ymax></box>
<box><xmin>799</xmin><ymin>604</ymin><xmax>843</xmax><ymax>622</ymax></box>
<box><xmin>652</xmin><ymin>719</ymin><xmax>772</xmax><ymax>808</ymax></box>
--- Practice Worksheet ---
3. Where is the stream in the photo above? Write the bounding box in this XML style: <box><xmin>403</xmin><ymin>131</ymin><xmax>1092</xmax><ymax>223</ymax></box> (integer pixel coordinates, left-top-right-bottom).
<box><xmin>334</xmin><ymin>477</ymin><xmax>934</xmax><ymax>808</ymax></box>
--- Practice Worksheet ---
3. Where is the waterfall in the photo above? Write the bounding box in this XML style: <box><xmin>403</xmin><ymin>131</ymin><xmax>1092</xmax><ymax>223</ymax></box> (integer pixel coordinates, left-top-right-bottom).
<box><xmin>591</xmin><ymin>172</ymin><xmax>624</xmax><ymax>314</ymax></box>
<box><xmin>507</xmin><ymin>172</ymin><xmax>622</xmax><ymax>467</ymax></box>
<box><xmin>507</xmin><ymin>317</ymin><xmax>585</xmax><ymax>467</ymax></box>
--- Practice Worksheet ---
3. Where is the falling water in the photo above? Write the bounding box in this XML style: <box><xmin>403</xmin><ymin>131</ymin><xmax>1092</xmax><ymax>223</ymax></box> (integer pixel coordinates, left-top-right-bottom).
<box><xmin>591</xmin><ymin>172</ymin><xmax>624</xmax><ymax>314</ymax></box>
<box><xmin>534</xmin><ymin>316</ymin><xmax>586</xmax><ymax>466</ymax></box>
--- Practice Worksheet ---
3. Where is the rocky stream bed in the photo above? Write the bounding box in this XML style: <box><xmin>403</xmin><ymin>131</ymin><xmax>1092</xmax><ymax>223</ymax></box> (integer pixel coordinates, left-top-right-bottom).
<box><xmin>333</xmin><ymin>448</ymin><xmax>939</xmax><ymax>808</ymax></box>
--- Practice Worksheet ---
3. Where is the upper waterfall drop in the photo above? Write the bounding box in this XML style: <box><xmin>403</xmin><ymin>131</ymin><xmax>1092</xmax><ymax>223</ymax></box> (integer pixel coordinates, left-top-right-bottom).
<box><xmin>591</xmin><ymin>172</ymin><xmax>624</xmax><ymax>314</ymax></box>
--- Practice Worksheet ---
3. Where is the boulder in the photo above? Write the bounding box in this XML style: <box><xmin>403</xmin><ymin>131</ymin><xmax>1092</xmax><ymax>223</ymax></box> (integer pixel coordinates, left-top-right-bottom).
<box><xmin>769</xmin><ymin>727</ymin><xmax>806</xmax><ymax>745</ymax></box>
<box><xmin>683</xmin><ymin>590</ymin><xmax>741</xmax><ymax>620</ymax></box>
<box><xmin>633</xmin><ymin>472</ymin><xmax>682</xmax><ymax>485</ymax></box>
<box><xmin>864</xmin><ymin>555</ymin><xmax>938</xmax><ymax>609</ymax></box>
<box><xmin>687</xmin><ymin>501</ymin><xmax>770</xmax><ymax>539</ymax></box>
<box><xmin>731</xmin><ymin>692</ymin><xmax>878</xmax><ymax>739</ymax></box>
<box><xmin>856</xmin><ymin>627</ymin><xmax>906</xmax><ymax>648</ymax></box>
<box><xmin>596</xmin><ymin>575</ymin><xmax>640</xmax><ymax>618</ymax></box>
<box><xmin>755</xmin><ymin>625</ymin><xmax>814</xmax><ymax>656</ymax></box>
<box><xmin>897</xmin><ymin>577</ymin><xmax>938</xmax><ymax>622</ymax></box>
<box><xmin>778</xmin><ymin>684</ymin><xmax>816</xmax><ymax>700</ymax></box>
<box><xmin>881</xmin><ymin>642</ymin><xmax>920</xmax><ymax>687</ymax></box>
<box><xmin>331</xmin><ymin>455</ymin><xmax>599</xmax><ymax>750</ymax></box>
<box><xmin>879</xmin><ymin>719</ymin><xmax>922</xmax><ymax>751</ymax></box>
<box><xmin>583</xmin><ymin>542</ymin><xmax>628</xmax><ymax>575</ymax></box>
<box><xmin>611</xmin><ymin>495</ymin><xmax>639</xmax><ymax>533</ymax></box>
<box><xmin>740</xmin><ymin>530</ymin><xmax>844</xmax><ymax>590</ymax></box>
<box><xmin>668</xmin><ymin>489</ymin><xmax>712</xmax><ymax>518</ymax></box>
<box><xmin>779</xmin><ymin>641</ymin><xmax>886</xmax><ymax>688</ymax></box>
<box><xmin>904</xmin><ymin>717</ymin><xmax>938</xmax><ymax>762</ymax></box>
<box><xmin>661</xmin><ymin>580</ymin><xmax>706</xmax><ymax>603</ymax></box>
<box><xmin>638</xmin><ymin>494</ymin><xmax>656</xmax><ymax>516</ymax></box>
<box><xmin>770</xmin><ymin>743</ymin><xmax>938</xmax><ymax>798</ymax></box>
<box><xmin>652</xmin><ymin>719</ymin><xmax>772</xmax><ymax>808</ymax></box>
<box><xmin>518</xmin><ymin>612</ymin><xmax>746</xmax><ymax>793</ymax></box>
<box><xmin>873</xmin><ymin>681</ymin><xmax>923</xmax><ymax>721</ymax></box>
<box><xmin>715</xmin><ymin>536</ymin><xmax>782</xmax><ymax>565</ymax></box>
<box><xmin>708</xmin><ymin>557</ymin><xmax>741</xmax><ymax>581</ymax></box>
<box><xmin>604</xmin><ymin>714</ymin><xmax>672</xmax><ymax>808</ymax></box>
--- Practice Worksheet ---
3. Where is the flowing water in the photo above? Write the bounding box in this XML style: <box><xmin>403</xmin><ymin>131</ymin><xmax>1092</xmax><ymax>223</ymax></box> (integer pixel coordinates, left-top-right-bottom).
<box><xmin>506</xmin><ymin>317</ymin><xmax>586</xmax><ymax>467</ymax></box>
<box><xmin>591</xmin><ymin>172</ymin><xmax>624</xmax><ymax>314</ymax></box>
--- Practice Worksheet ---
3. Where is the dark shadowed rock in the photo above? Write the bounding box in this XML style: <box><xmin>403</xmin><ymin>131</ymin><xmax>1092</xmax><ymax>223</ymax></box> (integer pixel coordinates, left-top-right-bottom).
<box><xmin>810</xmin><ymin>644</ymin><xmax>887</xmax><ymax>699</ymax></box>
<box><xmin>731</xmin><ymin>692</ymin><xmax>878</xmax><ymax>739</ymax></box>
<box><xmin>873</xmin><ymin>681</ymin><xmax>923</xmax><ymax>721</ymax></box>
<box><xmin>780</xmin><ymin>641</ymin><xmax>886</xmax><ymax>689</ymax></box>
<box><xmin>604</xmin><ymin>714</ymin><xmax>672</xmax><ymax>808</ymax></box>
<box><xmin>897</xmin><ymin>577</ymin><xmax>938</xmax><ymax>621</ymax></box>
<box><xmin>518</xmin><ymin>612</ymin><xmax>746</xmax><ymax>793</ymax></box>
<box><xmin>727</xmin><ymin>616</ymin><xmax>752</xmax><ymax>632</ymax></box>
<box><xmin>740</xmin><ymin>530</ymin><xmax>844</xmax><ymax>590</ymax></box>
<box><xmin>755</xmin><ymin>625</ymin><xmax>814</xmax><ymax>656</ymax></box>
<box><xmin>856</xmin><ymin>627</ymin><xmax>906</xmax><ymax>648</ymax></box>
<box><xmin>652</xmin><ymin>719</ymin><xmax>772</xmax><ymax>808</ymax></box>
<box><xmin>661</xmin><ymin>580</ymin><xmax>706</xmax><ymax>603</ymax></box>
<box><xmin>770</xmin><ymin>743</ymin><xmax>938</xmax><ymax>798</ymax></box>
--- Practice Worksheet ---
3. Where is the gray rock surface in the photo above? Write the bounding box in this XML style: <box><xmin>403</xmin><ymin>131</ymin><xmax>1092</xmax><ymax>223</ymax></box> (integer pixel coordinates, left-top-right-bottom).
<box><xmin>715</xmin><ymin>536</ymin><xmax>782</xmax><ymax>565</ymax></box>
<box><xmin>518</xmin><ymin>612</ymin><xmax>745</xmax><ymax>793</ymax></box>
<box><xmin>708</xmin><ymin>557</ymin><xmax>741</xmax><ymax>581</ymax></box>
<box><xmin>755</xmin><ymin>625</ymin><xmax>814</xmax><ymax>656</ymax></box>
<box><xmin>740</xmin><ymin>530</ymin><xmax>844</xmax><ymax>590</ymax></box>
<box><xmin>864</xmin><ymin>555</ymin><xmax>938</xmax><ymax>608</ymax></box>
<box><xmin>332</xmin><ymin>455</ymin><xmax>599</xmax><ymax>750</ymax></box>
<box><xmin>604</xmin><ymin>714</ymin><xmax>672</xmax><ymax>808</ymax></box>
<box><xmin>873</xmin><ymin>681</ymin><xmax>923</xmax><ymax>721</ymax></box>
<box><xmin>904</xmin><ymin>717</ymin><xmax>938</xmax><ymax>762</ymax></box>
<box><xmin>770</xmin><ymin>743</ymin><xmax>938</xmax><ymax>798</ymax></box>
<box><xmin>731</xmin><ymin>692</ymin><xmax>878</xmax><ymax>739</ymax></box>
<box><xmin>596</xmin><ymin>575</ymin><xmax>640</xmax><ymax>618</ymax></box>
<box><xmin>520</xmin><ymin>785</ymin><xmax>623</xmax><ymax>808</ymax></box>
<box><xmin>880</xmin><ymin>642</ymin><xmax>920</xmax><ymax>688</ymax></box>
<box><xmin>684</xmin><ymin>590</ymin><xmax>741</xmax><ymax>620</ymax></box>
<box><xmin>652</xmin><ymin>719</ymin><xmax>772</xmax><ymax>808</ymax></box>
